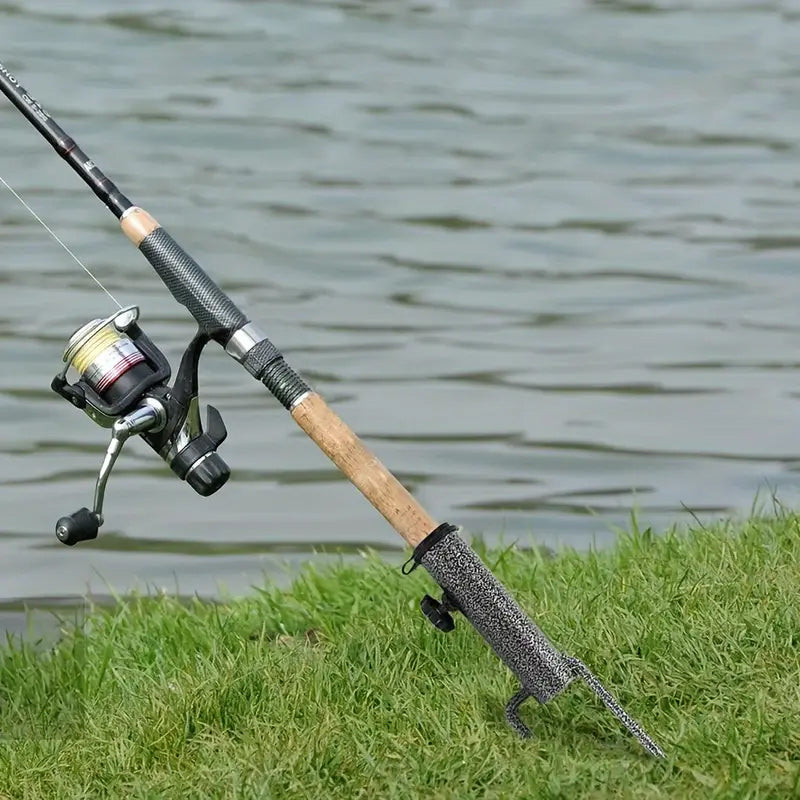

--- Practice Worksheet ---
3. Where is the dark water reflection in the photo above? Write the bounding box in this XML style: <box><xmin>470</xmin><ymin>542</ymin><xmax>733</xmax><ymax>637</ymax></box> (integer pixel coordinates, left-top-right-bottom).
<box><xmin>2</xmin><ymin>0</ymin><xmax>800</xmax><ymax>615</ymax></box>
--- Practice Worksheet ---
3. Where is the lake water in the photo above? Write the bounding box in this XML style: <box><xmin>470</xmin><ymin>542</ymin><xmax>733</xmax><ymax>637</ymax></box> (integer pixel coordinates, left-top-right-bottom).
<box><xmin>2</xmin><ymin>0</ymin><xmax>800</xmax><ymax>628</ymax></box>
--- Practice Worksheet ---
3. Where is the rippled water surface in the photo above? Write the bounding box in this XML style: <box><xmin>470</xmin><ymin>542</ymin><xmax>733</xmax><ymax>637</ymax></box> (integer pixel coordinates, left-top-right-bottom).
<box><xmin>2</xmin><ymin>0</ymin><xmax>800</xmax><ymax>616</ymax></box>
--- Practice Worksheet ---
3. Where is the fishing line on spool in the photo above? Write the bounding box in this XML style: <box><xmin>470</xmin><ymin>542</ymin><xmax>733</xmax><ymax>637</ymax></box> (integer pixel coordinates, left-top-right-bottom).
<box><xmin>63</xmin><ymin>309</ymin><xmax>149</xmax><ymax>399</ymax></box>
<box><xmin>0</xmin><ymin>174</ymin><xmax>122</xmax><ymax>308</ymax></box>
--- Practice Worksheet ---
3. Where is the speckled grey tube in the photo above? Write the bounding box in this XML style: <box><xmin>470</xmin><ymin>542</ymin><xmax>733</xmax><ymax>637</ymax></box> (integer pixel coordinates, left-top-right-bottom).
<box><xmin>417</xmin><ymin>526</ymin><xmax>574</xmax><ymax>704</ymax></box>
<box><xmin>414</xmin><ymin>525</ymin><xmax>666</xmax><ymax>758</ymax></box>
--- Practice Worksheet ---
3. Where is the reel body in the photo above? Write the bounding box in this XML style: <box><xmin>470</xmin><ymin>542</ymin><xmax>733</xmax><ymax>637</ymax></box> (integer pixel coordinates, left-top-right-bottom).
<box><xmin>52</xmin><ymin>306</ymin><xmax>229</xmax><ymax>545</ymax></box>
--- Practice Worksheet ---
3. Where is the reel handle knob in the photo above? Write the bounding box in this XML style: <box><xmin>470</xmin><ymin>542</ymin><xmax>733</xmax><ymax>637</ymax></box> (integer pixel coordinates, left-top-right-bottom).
<box><xmin>55</xmin><ymin>507</ymin><xmax>100</xmax><ymax>546</ymax></box>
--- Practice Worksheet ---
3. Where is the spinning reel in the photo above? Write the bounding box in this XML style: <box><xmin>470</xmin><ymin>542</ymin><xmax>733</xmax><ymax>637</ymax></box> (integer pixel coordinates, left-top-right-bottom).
<box><xmin>52</xmin><ymin>306</ymin><xmax>230</xmax><ymax>546</ymax></box>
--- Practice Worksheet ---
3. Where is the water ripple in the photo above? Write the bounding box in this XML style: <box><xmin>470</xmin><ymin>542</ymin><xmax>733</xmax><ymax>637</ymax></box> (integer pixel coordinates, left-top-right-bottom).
<box><xmin>2</xmin><ymin>0</ymin><xmax>800</xmax><ymax>607</ymax></box>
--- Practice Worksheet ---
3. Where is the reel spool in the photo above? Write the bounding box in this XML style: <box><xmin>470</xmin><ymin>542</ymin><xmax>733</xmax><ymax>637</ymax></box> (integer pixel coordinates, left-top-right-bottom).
<box><xmin>64</xmin><ymin>309</ymin><xmax>154</xmax><ymax>405</ymax></box>
<box><xmin>52</xmin><ymin>306</ymin><xmax>230</xmax><ymax>545</ymax></box>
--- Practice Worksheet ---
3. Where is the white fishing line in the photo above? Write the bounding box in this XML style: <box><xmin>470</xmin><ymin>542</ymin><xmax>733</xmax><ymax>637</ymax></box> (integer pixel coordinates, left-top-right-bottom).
<box><xmin>0</xmin><ymin>174</ymin><xmax>122</xmax><ymax>308</ymax></box>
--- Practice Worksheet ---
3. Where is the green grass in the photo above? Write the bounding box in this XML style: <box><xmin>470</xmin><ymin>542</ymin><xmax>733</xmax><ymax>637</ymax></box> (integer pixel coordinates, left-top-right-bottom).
<box><xmin>1</xmin><ymin>513</ymin><xmax>799</xmax><ymax>799</ymax></box>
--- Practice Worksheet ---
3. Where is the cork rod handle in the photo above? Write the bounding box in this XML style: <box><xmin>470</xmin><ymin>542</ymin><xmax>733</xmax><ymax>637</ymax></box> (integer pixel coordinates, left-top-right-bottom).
<box><xmin>292</xmin><ymin>393</ymin><xmax>438</xmax><ymax>548</ymax></box>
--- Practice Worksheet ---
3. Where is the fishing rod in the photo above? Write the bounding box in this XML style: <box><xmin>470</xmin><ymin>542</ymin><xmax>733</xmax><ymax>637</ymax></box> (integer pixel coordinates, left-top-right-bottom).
<box><xmin>0</xmin><ymin>61</ymin><xmax>665</xmax><ymax>758</ymax></box>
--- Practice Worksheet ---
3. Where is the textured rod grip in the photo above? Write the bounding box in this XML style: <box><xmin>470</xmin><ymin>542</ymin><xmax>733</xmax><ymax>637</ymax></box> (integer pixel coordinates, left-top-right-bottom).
<box><xmin>419</xmin><ymin>528</ymin><xmax>574</xmax><ymax>703</ymax></box>
<box><xmin>240</xmin><ymin>339</ymin><xmax>311</xmax><ymax>410</ymax></box>
<box><xmin>138</xmin><ymin>227</ymin><xmax>247</xmax><ymax>340</ymax></box>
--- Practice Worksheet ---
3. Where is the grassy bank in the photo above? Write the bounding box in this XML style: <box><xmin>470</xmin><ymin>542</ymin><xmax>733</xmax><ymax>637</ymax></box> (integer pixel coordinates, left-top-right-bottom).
<box><xmin>1</xmin><ymin>514</ymin><xmax>799</xmax><ymax>799</ymax></box>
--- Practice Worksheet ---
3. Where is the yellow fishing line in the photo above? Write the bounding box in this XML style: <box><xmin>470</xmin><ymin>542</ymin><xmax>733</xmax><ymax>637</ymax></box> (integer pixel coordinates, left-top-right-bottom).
<box><xmin>70</xmin><ymin>325</ymin><xmax>121</xmax><ymax>374</ymax></box>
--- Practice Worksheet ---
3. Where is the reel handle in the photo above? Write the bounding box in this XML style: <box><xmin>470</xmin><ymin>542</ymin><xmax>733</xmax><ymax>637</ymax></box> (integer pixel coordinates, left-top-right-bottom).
<box><xmin>55</xmin><ymin>403</ymin><xmax>165</xmax><ymax>546</ymax></box>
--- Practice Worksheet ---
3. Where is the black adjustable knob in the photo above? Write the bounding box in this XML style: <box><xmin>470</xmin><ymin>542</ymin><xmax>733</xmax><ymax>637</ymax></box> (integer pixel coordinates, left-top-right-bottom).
<box><xmin>420</xmin><ymin>594</ymin><xmax>456</xmax><ymax>632</ymax></box>
<box><xmin>169</xmin><ymin>404</ymin><xmax>230</xmax><ymax>496</ymax></box>
<box><xmin>186</xmin><ymin>452</ymin><xmax>230</xmax><ymax>497</ymax></box>
<box><xmin>55</xmin><ymin>507</ymin><xmax>100</xmax><ymax>546</ymax></box>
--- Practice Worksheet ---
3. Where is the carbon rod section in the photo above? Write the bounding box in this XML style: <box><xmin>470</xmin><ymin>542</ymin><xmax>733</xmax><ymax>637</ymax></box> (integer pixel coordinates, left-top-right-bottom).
<box><xmin>0</xmin><ymin>63</ymin><xmax>248</xmax><ymax>343</ymax></box>
<box><xmin>0</xmin><ymin>61</ymin><xmax>132</xmax><ymax>218</ymax></box>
